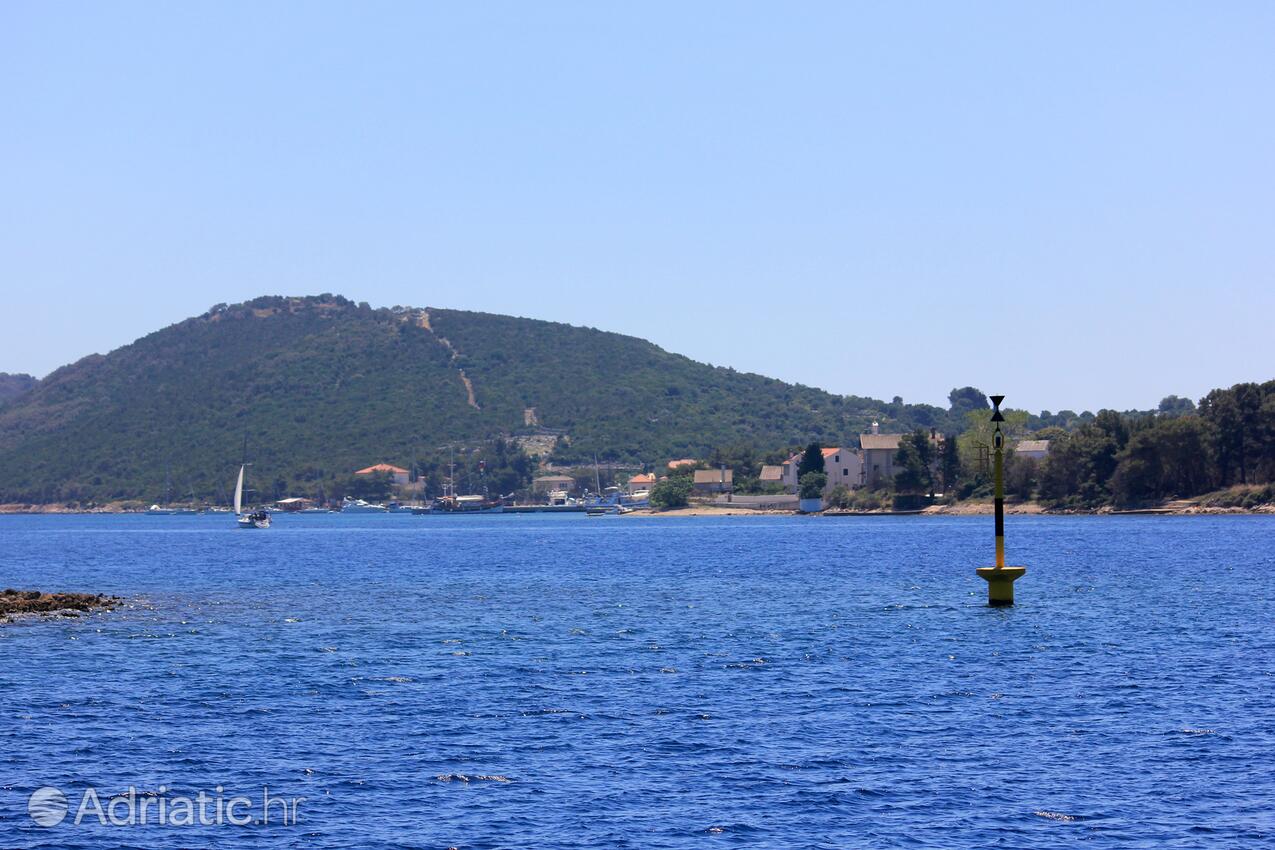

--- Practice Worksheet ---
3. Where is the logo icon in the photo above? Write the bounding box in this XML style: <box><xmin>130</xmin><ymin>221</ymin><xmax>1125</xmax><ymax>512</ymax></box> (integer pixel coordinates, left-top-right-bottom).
<box><xmin>28</xmin><ymin>786</ymin><xmax>68</xmax><ymax>827</ymax></box>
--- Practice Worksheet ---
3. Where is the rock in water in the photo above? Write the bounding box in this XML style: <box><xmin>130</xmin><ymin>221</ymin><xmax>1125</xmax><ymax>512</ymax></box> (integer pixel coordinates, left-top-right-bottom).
<box><xmin>0</xmin><ymin>589</ymin><xmax>119</xmax><ymax>618</ymax></box>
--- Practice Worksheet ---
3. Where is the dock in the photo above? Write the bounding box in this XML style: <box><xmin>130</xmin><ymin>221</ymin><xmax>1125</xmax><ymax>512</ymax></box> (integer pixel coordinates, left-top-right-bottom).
<box><xmin>503</xmin><ymin>504</ymin><xmax>589</xmax><ymax>514</ymax></box>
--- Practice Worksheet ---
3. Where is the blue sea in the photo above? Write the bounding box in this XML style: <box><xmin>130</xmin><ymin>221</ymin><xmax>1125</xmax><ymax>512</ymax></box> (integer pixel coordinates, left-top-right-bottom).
<box><xmin>0</xmin><ymin>513</ymin><xmax>1272</xmax><ymax>849</ymax></box>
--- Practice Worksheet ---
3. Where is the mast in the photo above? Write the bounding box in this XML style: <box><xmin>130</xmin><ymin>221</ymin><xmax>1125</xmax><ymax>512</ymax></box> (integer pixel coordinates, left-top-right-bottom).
<box><xmin>235</xmin><ymin>432</ymin><xmax>249</xmax><ymax>516</ymax></box>
<box><xmin>448</xmin><ymin>446</ymin><xmax>456</xmax><ymax>498</ymax></box>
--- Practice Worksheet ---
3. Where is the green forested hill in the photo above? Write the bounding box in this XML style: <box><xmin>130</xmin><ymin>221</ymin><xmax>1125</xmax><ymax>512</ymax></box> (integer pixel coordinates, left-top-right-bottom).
<box><xmin>0</xmin><ymin>373</ymin><xmax>38</xmax><ymax>406</ymax></box>
<box><xmin>0</xmin><ymin>295</ymin><xmax>953</xmax><ymax>504</ymax></box>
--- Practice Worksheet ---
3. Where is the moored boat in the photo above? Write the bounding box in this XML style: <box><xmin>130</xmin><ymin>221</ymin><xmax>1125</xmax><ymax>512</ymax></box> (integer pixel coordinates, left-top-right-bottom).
<box><xmin>587</xmin><ymin>504</ymin><xmax>632</xmax><ymax>516</ymax></box>
<box><xmin>340</xmin><ymin>496</ymin><xmax>388</xmax><ymax>513</ymax></box>
<box><xmin>432</xmin><ymin>494</ymin><xmax>503</xmax><ymax>514</ymax></box>
<box><xmin>416</xmin><ymin>449</ymin><xmax>504</xmax><ymax>514</ymax></box>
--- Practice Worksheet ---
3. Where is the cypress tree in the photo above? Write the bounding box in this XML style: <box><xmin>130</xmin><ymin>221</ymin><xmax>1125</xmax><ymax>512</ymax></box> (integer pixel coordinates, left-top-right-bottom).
<box><xmin>797</xmin><ymin>442</ymin><xmax>825</xmax><ymax>479</ymax></box>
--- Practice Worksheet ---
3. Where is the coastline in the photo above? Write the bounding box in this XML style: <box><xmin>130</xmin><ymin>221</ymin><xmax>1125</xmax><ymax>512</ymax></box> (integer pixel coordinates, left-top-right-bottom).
<box><xmin>2</xmin><ymin>501</ymin><xmax>1272</xmax><ymax>517</ymax></box>
<box><xmin>620</xmin><ymin>500</ymin><xmax>1275</xmax><ymax>517</ymax></box>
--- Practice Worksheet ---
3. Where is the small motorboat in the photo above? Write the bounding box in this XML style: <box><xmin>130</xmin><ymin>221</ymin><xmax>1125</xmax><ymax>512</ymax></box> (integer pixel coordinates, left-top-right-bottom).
<box><xmin>341</xmin><ymin>497</ymin><xmax>389</xmax><ymax>513</ymax></box>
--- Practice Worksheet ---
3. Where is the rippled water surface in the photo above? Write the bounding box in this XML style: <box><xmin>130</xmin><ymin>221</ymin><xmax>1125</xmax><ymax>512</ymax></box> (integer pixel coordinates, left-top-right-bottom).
<box><xmin>1</xmin><ymin>513</ymin><xmax>1272</xmax><ymax>848</ymax></box>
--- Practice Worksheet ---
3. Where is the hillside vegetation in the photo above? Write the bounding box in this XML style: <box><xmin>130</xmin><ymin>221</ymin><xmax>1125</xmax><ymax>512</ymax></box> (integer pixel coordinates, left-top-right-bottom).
<box><xmin>0</xmin><ymin>373</ymin><xmax>38</xmax><ymax>406</ymax></box>
<box><xmin>0</xmin><ymin>295</ymin><xmax>956</xmax><ymax>504</ymax></box>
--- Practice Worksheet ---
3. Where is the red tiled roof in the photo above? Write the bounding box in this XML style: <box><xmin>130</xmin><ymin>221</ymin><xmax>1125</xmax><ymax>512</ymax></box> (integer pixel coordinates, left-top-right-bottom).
<box><xmin>787</xmin><ymin>447</ymin><xmax>852</xmax><ymax>464</ymax></box>
<box><xmin>355</xmin><ymin>464</ymin><xmax>409</xmax><ymax>475</ymax></box>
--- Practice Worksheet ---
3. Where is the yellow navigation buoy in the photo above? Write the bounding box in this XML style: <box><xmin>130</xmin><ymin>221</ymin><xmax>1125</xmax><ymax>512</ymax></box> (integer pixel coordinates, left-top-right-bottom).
<box><xmin>977</xmin><ymin>395</ymin><xmax>1026</xmax><ymax>606</ymax></box>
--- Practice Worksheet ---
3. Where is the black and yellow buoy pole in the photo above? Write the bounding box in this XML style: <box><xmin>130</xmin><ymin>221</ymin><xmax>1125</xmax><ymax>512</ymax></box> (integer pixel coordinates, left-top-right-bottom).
<box><xmin>976</xmin><ymin>395</ymin><xmax>1026</xmax><ymax>605</ymax></box>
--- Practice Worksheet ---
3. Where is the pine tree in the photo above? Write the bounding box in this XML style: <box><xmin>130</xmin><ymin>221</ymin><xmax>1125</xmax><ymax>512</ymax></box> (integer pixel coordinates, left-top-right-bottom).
<box><xmin>893</xmin><ymin>430</ymin><xmax>934</xmax><ymax>495</ymax></box>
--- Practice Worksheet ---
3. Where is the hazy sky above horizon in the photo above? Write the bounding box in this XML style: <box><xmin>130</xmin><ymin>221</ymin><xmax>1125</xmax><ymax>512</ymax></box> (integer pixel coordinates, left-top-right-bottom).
<box><xmin>3</xmin><ymin>2</ymin><xmax>1272</xmax><ymax>413</ymax></box>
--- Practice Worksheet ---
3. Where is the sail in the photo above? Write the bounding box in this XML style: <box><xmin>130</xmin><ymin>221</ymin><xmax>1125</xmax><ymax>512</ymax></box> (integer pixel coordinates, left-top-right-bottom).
<box><xmin>234</xmin><ymin>464</ymin><xmax>245</xmax><ymax>516</ymax></box>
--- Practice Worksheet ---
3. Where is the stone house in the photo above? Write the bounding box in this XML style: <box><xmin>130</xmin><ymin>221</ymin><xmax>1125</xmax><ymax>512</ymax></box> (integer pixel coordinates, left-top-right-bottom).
<box><xmin>859</xmin><ymin>422</ymin><xmax>945</xmax><ymax>489</ymax></box>
<box><xmin>692</xmin><ymin>468</ymin><xmax>733</xmax><ymax>495</ymax></box>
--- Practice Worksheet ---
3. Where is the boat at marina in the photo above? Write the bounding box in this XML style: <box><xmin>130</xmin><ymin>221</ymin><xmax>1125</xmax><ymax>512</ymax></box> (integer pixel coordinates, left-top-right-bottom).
<box><xmin>146</xmin><ymin>504</ymin><xmax>202</xmax><ymax>515</ymax></box>
<box><xmin>503</xmin><ymin>503</ymin><xmax>588</xmax><ymax>513</ymax></box>
<box><xmin>414</xmin><ymin>449</ymin><xmax>504</xmax><ymax>514</ymax></box>
<box><xmin>587</xmin><ymin>504</ymin><xmax>633</xmax><ymax>516</ymax></box>
<box><xmin>432</xmin><ymin>494</ymin><xmax>504</xmax><ymax>514</ymax></box>
<box><xmin>146</xmin><ymin>473</ymin><xmax>203</xmax><ymax>514</ymax></box>
<box><xmin>340</xmin><ymin>497</ymin><xmax>388</xmax><ymax>513</ymax></box>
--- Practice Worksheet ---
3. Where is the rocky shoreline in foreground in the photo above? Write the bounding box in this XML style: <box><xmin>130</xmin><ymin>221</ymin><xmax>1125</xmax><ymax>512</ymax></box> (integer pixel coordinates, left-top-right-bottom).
<box><xmin>0</xmin><ymin>589</ymin><xmax>120</xmax><ymax>620</ymax></box>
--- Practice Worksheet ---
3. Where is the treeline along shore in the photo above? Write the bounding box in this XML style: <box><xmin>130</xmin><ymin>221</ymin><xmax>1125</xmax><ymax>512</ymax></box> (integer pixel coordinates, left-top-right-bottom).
<box><xmin>1</xmin><ymin>381</ymin><xmax>1271</xmax><ymax>517</ymax></box>
<box><xmin>0</xmin><ymin>297</ymin><xmax>1270</xmax><ymax>515</ymax></box>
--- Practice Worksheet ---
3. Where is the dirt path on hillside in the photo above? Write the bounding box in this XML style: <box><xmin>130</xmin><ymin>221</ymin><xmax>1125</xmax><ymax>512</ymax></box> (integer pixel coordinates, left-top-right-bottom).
<box><xmin>417</xmin><ymin>310</ymin><xmax>480</xmax><ymax>410</ymax></box>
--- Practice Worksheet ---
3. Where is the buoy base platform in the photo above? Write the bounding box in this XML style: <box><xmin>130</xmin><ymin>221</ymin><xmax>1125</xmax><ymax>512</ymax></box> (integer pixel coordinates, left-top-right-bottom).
<box><xmin>976</xmin><ymin>566</ymin><xmax>1026</xmax><ymax>606</ymax></box>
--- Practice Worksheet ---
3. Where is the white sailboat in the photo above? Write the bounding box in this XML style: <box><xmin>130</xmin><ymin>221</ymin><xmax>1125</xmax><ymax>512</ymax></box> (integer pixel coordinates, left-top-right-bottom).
<box><xmin>234</xmin><ymin>464</ymin><xmax>271</xmax><ymax>529</ymax></box>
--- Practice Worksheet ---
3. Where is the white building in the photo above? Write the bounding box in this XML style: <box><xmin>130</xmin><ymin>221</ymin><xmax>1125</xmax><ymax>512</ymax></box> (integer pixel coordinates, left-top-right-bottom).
<box><xmin>779</xmin><ymin>447</ymin><xmax>862</xmax><ymax>494</ymax></box>
<box><xmin>626</xmin><ymin>472</ymin><xmax>656</xmax><ymax>495</ymax></box>
<box><xmin>1014</xmin><ymin>439</ymin><xmax>1051</xmax><ymax>461</ymax></box>
<box><xmin>355</xmin><ymin>463</ymin><xmax>411</xmax><ymax>488</ymax></box>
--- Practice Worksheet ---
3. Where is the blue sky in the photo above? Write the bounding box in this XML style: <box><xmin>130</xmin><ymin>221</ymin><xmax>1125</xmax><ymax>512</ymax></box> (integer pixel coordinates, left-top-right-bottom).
<box><xmin>2</xmin><ymin>2</ymin><xmax>1272</xmax><ymax>413</ymax></box>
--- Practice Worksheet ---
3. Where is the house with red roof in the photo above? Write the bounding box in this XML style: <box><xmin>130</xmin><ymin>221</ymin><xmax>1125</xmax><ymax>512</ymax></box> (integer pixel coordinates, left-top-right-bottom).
<box><xmin>626</xmin><ymin>472</ymin><xmax>657</xmax><ymax>495</ymax></box>
<box><xmin>779</xmin><ymin>446</ymin><xmax>862</xmax><ymax>494</ymax></box>
<box><xmin>354</xmin><ymin>463</ymin><xmax>411</xmax><ymax>488</ymax></box>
